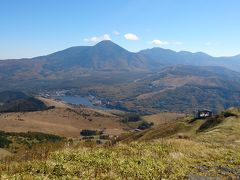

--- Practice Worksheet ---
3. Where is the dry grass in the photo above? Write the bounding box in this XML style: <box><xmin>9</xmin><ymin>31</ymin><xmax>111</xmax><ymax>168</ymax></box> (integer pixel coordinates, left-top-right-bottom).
<box><xmin>37</xmin><ymin>97</ymin><xmax>70</xmax><ymax>108</ymax></box>
<box><xmin>120</xmin><ymin>108</ymin><xmax>240</xmax><ymax>144</ymax></box>
<box><xmin>0</xmin><ymin>98</ymin><xmax>127</xmax><ymax>137</ymax></box>
<box><xmin>0</xmin><ymin>149</ymin><xmax>11</xmax><ymax>160</ymax></box>
<box><xmin>0</xmin><ymin>108</ymin><xmax>240</xmax><ymax>179</ymax></box>
<box><xmin>143</xmin><ymin>112</ymin><xmax>185</xmax><ymax>125</ymax></box>
<box><xmin>0</xmin><ymin>139</ymin><xmax>239</xmax><ymax>179</ymax></box>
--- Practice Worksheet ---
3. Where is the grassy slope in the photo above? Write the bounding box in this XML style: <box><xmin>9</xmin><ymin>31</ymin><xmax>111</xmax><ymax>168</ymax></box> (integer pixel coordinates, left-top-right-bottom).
<box><xmin>0</xmin><ymin>97</ymin><xmax>127</xmax><ymax>137</ymax></box>
<box><xmin>0</xmin><ymin>149</ymin><xmax>11</xmax><ymax>160</ymax></box>
<box><xmin>0</xmin><ymin>108</ymin><xmax>240</xmax><ymax>179</ymax></box>
<box><xmin>143</xmin><ymin>112</ymin><xmax>185</xmax><ymax>125</ymax></box>
<box><xmin>1</xmin><ymin>139</ymin><xmax>239</xmax><ymax>179</ymax></box>
<box><xmin>119</xmin><ymin>108</ymin><xmax>240</xmax><ymax>143</ymax></box>
<box><xmin>196</xmin><ymin>108</ymin><xmax>240</xmax><ymax>144</ymax></box>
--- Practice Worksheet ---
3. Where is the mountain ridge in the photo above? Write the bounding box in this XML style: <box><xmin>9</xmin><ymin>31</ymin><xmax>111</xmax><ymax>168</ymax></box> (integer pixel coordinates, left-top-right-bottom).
<box><xmin>0</xmin><ymin>40</ymin><xmax>239</xmax><ymax>114</ymax></box>
<box><xmin>0</xmin><ymin>40</ymin><xmax>240</xmax><ymax>83</ymax></box>
<box><xmin>0</xmin><ymin>41</ymin><xmax>239</xmax><ymax>74</ymax></box>
<box><xmin>2</xmin><ymin>40</ymin><xmax>240</xmax><ymax>61</ymax></box>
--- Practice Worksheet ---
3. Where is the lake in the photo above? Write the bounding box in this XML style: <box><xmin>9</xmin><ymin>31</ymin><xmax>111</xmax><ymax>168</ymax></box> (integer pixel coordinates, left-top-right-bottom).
<box><xmin>57</xmin><ymin>95</ymin><xmax>108</xmax><ymax>110</ymax></box>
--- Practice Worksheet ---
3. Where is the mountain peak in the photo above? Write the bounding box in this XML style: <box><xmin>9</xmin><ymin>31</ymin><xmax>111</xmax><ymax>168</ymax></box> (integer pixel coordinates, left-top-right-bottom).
<box><xmin>94</xmin><ymin>40</ymin><xmax>127</xmax><ymax>51</ymax></box>
<box><xmin>95</xmin><ymin>40</ymin><xmax>115</xmax><ymax>46</ymax></box>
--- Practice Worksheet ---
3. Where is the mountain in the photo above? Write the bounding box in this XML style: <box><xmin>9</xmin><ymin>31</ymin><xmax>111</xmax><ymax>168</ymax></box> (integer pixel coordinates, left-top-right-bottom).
<box><xmin>0</xmin><ymin>41</ymin><xmax>239</xmax><ymax>113</ymax></box>
<box><xmin>139</xmin><ymin>48</ymin><xmax>240</xmax><ymax>71</ymax></box>
<box><xmin>41</xmin><ymin>40</ymin><xmax>147</xmax><ymax>71</ymax></box>
<box><xmin>1</xmin><ymin>40</ymin><xmax>240</xmax><ymax>83</ymax></box>
<box><xmin>0</xmin><ymin>91</ymin><xmax>48</xmax><ymax>112</ymax></box>
<box><xmin>0</xmin><ymin>41</ymin><xmax>149</xmax><ymax>83</ymax></box>
<box><xmin>103</xmin><ymin>65</ymin><xmax>240</xmax><ymax>113</ymax></box>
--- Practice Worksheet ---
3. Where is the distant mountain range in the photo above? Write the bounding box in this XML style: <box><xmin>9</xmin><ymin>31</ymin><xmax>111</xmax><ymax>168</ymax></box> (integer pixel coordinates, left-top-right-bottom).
<box><xmin>0</xmin><ymin>40</ymin><xmax>240</xmax><ymax>82</ymax></box>
<box><xmin>140</xmin><ymin>48</ymin><xmax>240</xmax><ymax>72</ymax></box>
<box><xmin>0</xmin><ymin>41</ymin><xmax>239</xmax><ymax>113</ymax></box>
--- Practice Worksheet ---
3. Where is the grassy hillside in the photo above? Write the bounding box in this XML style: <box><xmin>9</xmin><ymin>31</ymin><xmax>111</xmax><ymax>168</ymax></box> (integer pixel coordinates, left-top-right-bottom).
<box><xmin>119</xmin><ymin>108</ymin><xmax>240</xmax><ymax>143</ymax></box>
<box><xmin>0</xmin><ymin>108</ymin><xmax>239</xmax><ymax>179</ymax></box>
<box><xmin>1</xmin><ymin>139</ymin><xmax>240</xmax><ymax>179</ymax></box>
<box><xmin>0</xmin><ymin>131</ymin><xmax>65</xmax><ymax>162</ymax></box>
<box><xmin>0</xmin><ymin>97</ymin><xmax>127</xmax><ymax>137</ymax></box>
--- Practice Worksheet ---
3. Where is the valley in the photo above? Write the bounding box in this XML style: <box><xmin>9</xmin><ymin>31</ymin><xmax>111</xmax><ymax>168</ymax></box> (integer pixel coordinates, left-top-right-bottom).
<box><xmin>0</xmin><ymin>94</ymin><xmax>185</xmax><ymax>138</ymax></box>
<box><xmin>0</xmin><ymin>45</ymin><xmax>239</xmax><ymax>178</ymax></box>
<box><xmin>1</xmin><ymin>41</ymin><xmax>239</xmax><ymax>113</ymax></box>
<box><xmin>0</xmin><ymin>34</ymin><xmax>240</xmax><ymax>180</ymax></box>
<box><xmin>29</xmin><ymin>64</ymin><xmax>240</xmax><ymax>114</ymax></box>
<box><xmin>1</xmin><ymin>1</ymin><xmax>240</xmax><ymax>179</ymax></box>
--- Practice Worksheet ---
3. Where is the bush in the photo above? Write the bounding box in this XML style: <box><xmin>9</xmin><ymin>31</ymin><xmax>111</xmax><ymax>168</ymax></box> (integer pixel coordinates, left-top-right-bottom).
<box><xmin>137</xmin><ymin>121</ymin><xmax>154</xmax><ymax>130</ymax></box>
<box><xmin>0</xmin><ymin>131</ymin><xmax>63</xmax><ymax>149</ymax></box>
<box><xmin>80</xmin><ymin>129</ymin><xmax>103</xmax><ymax>136</ymax></box>
<box><xmin>198</xmin><ymin>116</ymin><xmax>223</xmax><ymax>132</ymax></box>
<box><xmin>99</xmin><ymin>135</ymin><xmax>110</xmax><ymax>140</ymax></box>
<box><xmin>0</xmin><ymin>136</ymin><xmax>12</xmax><ymax>148</ymax></box>
<box><xmin>221</xmin><ymin>111</ymin><xmax>237</xmax><ymax>118</ymax></box>
<box><xmin>82</xmin><ymin>136</ymin><xmax>94</xmax><ymax>140</ymax></box>
<box><xmin>13</xmin><ymin>132</ymin><xmax>63</xmax><ymax>143</ymax></box>
<box><xmin>122</xmin><ymin>114</ymin><xmax>142</xmax><ymax>123</ymax></box>
<box><xmin>52</xmin><ymin>164</ymin><xmax>67</xmax><ymax>177</ymax></box>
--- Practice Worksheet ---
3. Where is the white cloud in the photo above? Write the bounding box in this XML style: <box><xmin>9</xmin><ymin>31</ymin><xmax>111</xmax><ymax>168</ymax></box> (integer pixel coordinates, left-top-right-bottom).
<box><xmin>150</xmin><ymin>40</ymin><xmax>184</xmax><ymax>46</ymax></box>
<box><xmin>113</xmin><ymin>31</ymin><xmax>120</xmax><ymax>36</ymax></box>
<box><xmin>151</xmin><ymin>39</ymin><xmax>169</xmax><ymax>45</ymax></box>
<box><xmin>103</xmin><ymin>34</ymin><xmax>111</xmax><ymax>40</ymax></box>
<box><xmin>124</xmin><ymin>33</ymin><xmax>139</xmax><ymax>41</ymax></box>
<box><xmin>84</xmin><ymin>34</ymin><xmax>111</xmax><ymax>43</ymax></box>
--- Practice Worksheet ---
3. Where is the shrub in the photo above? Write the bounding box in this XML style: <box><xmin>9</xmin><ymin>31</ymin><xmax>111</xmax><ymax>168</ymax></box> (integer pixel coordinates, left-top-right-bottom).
<box><xmin>221</xmin><ymin>111</ymin><xmax>237</xmax><ymax>118</ymax></box>
<box><xmin>122</xmin><ymin>114</ymin><xmax>142</xmax><ymax>123</ymax></box>
<box><xmin>0</xmin><ymin>131</ymin><xmax>63</xmax><ymax>149</ymax></box>
<box><xmin>14</xmin><ymin>132</ymin><xmax>63</xmax><ymax>143</ymax></box>
<box><xmin>137</xmin><ymin>121</ymin><xmax>154</xmax><ymax>130</ymax></box>
<box><xmin>99</xmin><ymin>135</ymin><xmax>110</xmax><ymax>140</ymax></box>
<box><xmin>52</xmin><ymin>164</ymin><xmax>67</xmax><ymax>177</ymax></box>
<box><xmin>80</xmin><ymin>129</ymin><xmax>103</xmax><ymax>136</ymax></box>
<box><xmin>82</xmin><ymin>136</ymin><xmax>94</xmax><ymax>140</ymax></box>
<box><xmin>0</xmin><ymin>136</ymin><xmax>12</xmax><ymax>148</ymax></box>
<box><xmin>198</xmin><ymin>116</ymin><xmax>223</xmax><ymax>132</ymax></box>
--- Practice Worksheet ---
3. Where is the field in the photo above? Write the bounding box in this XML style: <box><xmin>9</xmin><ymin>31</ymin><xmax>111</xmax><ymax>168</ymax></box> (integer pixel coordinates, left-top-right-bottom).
<box><xmin>0</xmin><ymin>149</ymin><xmax>11</xmax><ymax>160</ymax></box>
<box><xmin>0</xmin><ymin>139</ymin><xmax>239</xmax><ymax>179</ymax></box>
<box><xmin>0</xmin><ymin>92</ymin><xmax>239</xmax><ymax>179</ymax></box>
<box><xmin>143</xmin><ymin>112</ymin><xmax>185</xmax><ymax>125</ymax></box>
<box><xmin>0</xmin><ymin>97</ymin><xmax>127</xmax><ymax>137</ymax></box>
<box><xmin>0</xmin><ymin>97</ymin><xmax>186</xmax><ymax>137</ymax></box>
<box><xmin>0</xmin><ymin>108</ymin><xmax>239</xmax><ymax>179</ymax></box>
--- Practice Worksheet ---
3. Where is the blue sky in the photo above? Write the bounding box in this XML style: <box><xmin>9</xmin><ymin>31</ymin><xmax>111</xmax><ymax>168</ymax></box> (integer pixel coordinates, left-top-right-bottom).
<box><xmin>1</xmin><ymin>0</ymin><xmax>240</xmax><ymax>59</ymax></box>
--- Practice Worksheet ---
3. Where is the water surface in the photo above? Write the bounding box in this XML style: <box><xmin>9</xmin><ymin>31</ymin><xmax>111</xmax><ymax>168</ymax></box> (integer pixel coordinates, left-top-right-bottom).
<box><xmin>57</xmin><ymin>95</ymin><xmax>108</xmax><ymax>110</ymax></box>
